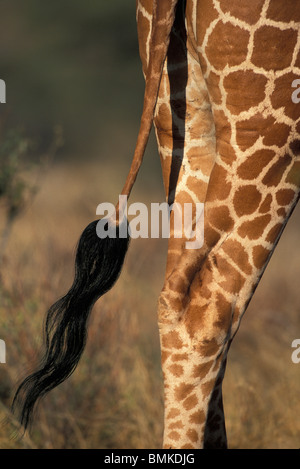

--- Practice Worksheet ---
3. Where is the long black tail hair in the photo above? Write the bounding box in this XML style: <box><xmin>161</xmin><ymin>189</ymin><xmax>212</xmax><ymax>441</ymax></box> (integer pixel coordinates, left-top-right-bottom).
<box><xmin>12</xmin><ymin>219</ymin><xmax>129</xmax><ymax>429</ymax></box>
<box><xmin>12</xmin><ymin>0</ymin><xmax>180</xmax><ymax>430</ymax></box>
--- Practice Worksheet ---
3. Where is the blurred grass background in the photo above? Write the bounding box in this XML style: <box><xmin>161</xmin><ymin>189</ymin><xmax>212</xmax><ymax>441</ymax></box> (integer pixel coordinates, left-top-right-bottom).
<box><xmin>0</xmin><ymin>1</ymin><xmax>300</xmax><ymax>449</ymax></box>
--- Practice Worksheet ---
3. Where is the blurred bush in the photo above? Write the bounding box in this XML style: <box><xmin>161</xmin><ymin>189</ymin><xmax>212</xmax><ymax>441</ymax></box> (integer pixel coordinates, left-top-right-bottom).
<box><xmin>0</xmin><ymin>0</ymin><xmax>144</xmax><ymax>159</ymax></box>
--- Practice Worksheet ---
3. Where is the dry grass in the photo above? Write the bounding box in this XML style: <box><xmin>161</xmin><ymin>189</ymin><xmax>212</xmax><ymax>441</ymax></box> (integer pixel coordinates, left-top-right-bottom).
<box><xmin>0</xmin><ymin>160</ymin><xmax>300</xmax><ymax>449</ymax></box>
<box><xmin>224</xmin><ymin>204</ymin><xmax>300</xmax><ymax>449</ymax></box>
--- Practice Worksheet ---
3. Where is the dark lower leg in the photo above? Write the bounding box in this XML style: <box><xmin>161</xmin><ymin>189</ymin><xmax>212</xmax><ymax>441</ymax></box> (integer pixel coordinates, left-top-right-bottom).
<box><xmin>204</xmin><ymin>359</ymin><xmax>227</xmax><ymax>449</ymax></box>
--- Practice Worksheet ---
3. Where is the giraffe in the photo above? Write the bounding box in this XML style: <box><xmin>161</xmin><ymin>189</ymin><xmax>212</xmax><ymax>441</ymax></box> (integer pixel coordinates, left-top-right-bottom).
<box><xmin>12</xmin><ymin>0</ymin><xmax>300</xmax><ymax>449</ymax></box>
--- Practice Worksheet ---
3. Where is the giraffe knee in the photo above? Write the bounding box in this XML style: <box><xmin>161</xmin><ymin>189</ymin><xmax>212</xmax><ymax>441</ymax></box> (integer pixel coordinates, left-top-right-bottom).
<box><xmin>182</xmin><ymin>265</ymin><xmax>236</xmax><ymax>349</ymax></box>
<box><xmin>158</xmin><ymin>271</ymin><xmax>190</xmax><ymax>326</ymax></box>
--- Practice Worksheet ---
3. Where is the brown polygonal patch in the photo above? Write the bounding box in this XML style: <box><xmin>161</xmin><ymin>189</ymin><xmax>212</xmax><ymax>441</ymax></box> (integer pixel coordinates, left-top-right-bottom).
<box><xmin>259</xmin><ymin>194</ymin><xmax>273</xmax><ymax>214</ymax></box>
<box><xmin>175</xmin><ymin>383</ymin><xmax>195</xmax><ymax>401</ymax></box>
<box><xmin>271</xmin><ymin>72</ymin><xmax>300</xmax><ymax>121</ymax></box>
<box><xmin>277</xmin><ymin>208</ymin><xmax>287</xmax><ymax>218</ymax></box>
<box><xmin>182</xmin><ymin>393</ymin><xmax>199</xmax><ymax>411</ymax></box>
<box><xmin>201</xmin><ymin>379</ymin><xmax>216</xmax><ymax>399</ymax></box>
<box><xmin>205</xmin><ymin>21</ymin><xmax>250</xmax><ymax>71</ymax></box>
<box><xmin>168</xmin><ymin>363</ymin><xmax>184</xmax><ymax>377</ymax></box>
<box><xmin>167</xmin><ymin>431</ymin><xmax>181</xmax><ymax>442</ymax></box>
<box><xmin>167</xmin><ymin>408</ymin><xmax>181</xmax><ymax>420</ymax></box>
<box><xmin>218</xmin><ymin>0</ymin><xmax>265</xmax><ymax>24</ymax></box>
<box><xmin>189</xmin><ymin>409</ymin><xmax>206</xmax><ymax>425</ymax></box>
<box><xmin>207</xmin><ymin>205</ymin><xmax>234</xmax><ymax>232</ymax></box>
<box><xmin>262</xmin><ymin>154</ymin><xmax>292</xmax><ymax>187</ymax></box>
<box><xmin>195</xmin><ymin>0</ymin><xmax>219</xmax><ymax>46</ymax></box>
<box><xmin>221</xmin><ymin>240</ymin><xmax>252</xmax><ymax>274</ymax></box>
<box><xmin>252</xmin><ymin>245</ymin><xmax>270</xmax><ymax>269</ymax></box>
<box><xmin>276</xmin><ymin>189</ymin><xmax>296</xmax><ymax>206</ymax></box>
<box><xmin>186</xmin><ymin>428</ymin><xmax>198</xmax><ymax>443</ymax></box>
<box><xmin>266</xmin><ymin>223</ymin><xmax>283</xmax><ymax>244</ymax></box>
<box><xmin>218</xmin><ymin>142</ymin><xmax>238</xmax><ymax>167</ymax></box>
<box><xmin>236</xmin><ymin>115</ymin><xmax>273</xmax><ymax>150</ymax></box>
<box><xmin>204</xmin><ymin>225</ymin><xmax>221</xmax><ymax>248</ymax></box>
<box><xmin>237</xmin><ymin>149</ymin><xmax>276</xmax><ymax>180</ymax></box>
<box><xmin>233</xmin><ymin>185</ymin><xmax>262</xmax><ymax>216</ymax></box>
<box><xmin>198</xmin><ymin>338</ymin><xmax>221</xmax><ymax>357</ymax></box>
<box><xmin>169</xmin><ymin>420</ymin><xmax>184</xmax><ymax>430</ymax></box>
<box><xmin>262</xmin><ymin>123</ymin><xmax>291</xmax><ymax>148</ymax></box>
<box><xmin>172</xmin><ymin>353</ymin><xmax>188</xmax><ymax>362</ymax></box>
<box><xmin>192</xmin><ymin>360</ymin><xmax>214</xmax><ymax>380</ymax></box>
<box><xmin>236</xmin><ymin>115</ymin><xmax>291</xmax><ymax>150</ymax></box>
<box><xmin>266</xmin><ymin>0</ymin><xmax>300</xmax><ymax>22</ymax></box>
<box><xmin>161</xmin><ymin>330</ymin><xmax>184</xmax><ymax>350</ymax></box>
<box><xmin>238</xmin><ymin>214</ymin><xmax>271</xmax><ymax>239</ymax></box>
<box><xmin>251</xmin><ymin>26</ymin><xmax>297</xmax><ymax>71</ymax></box>
<box><xmin>184</xmin><ymin>302</ymin><xmax>207</xmax><ymax>337</ymax></box>
<box><xmin>214</xmin><ymin>292</ymin><xmax>234</xmax><ymax>328</ymax></box>
<box><xmin>223</xmin><ymin>70</ymin><xmax>267</xmax><ymax>114</ymax></box>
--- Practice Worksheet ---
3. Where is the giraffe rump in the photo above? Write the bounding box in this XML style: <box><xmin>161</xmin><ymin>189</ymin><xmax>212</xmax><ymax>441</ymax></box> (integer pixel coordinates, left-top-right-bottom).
<box><xmin>12</xmin><ymin>219</ymin><xmax>130</xmax><ymax>430</ymax></box>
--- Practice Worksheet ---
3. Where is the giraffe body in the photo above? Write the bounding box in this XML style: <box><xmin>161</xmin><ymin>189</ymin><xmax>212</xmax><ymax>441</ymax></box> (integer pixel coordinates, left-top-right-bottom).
<box><xmin>137</xmin><ymin>0</ymin><xmax>300</xmax><ymax>449</ymax></box>
<box><xmin>13</xmin><ymin>0</ymin><xmax>300</xmax><ymax>449</ymax></box>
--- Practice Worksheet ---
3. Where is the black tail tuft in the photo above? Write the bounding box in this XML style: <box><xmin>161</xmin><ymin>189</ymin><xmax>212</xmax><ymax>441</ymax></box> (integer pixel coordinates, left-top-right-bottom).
<box><xmin>12</xmin><ymin>218</ymin><xmax>130</xmax><ymax>430</ymax></box>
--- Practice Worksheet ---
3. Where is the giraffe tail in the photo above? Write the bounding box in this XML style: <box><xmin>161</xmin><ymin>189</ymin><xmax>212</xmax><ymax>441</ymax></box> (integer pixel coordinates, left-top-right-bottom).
<box><xmin>12</xmin><ymin>218</ymin><xmax>130</xmax><ymax>430</ymax></box>
<box><xmin>12</xmin><ymin>0</ymin><xmax>179</xmax><ymax>431</ymax></box>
